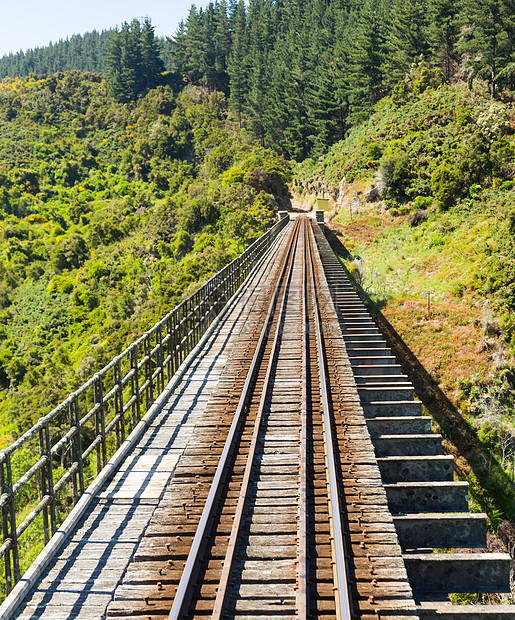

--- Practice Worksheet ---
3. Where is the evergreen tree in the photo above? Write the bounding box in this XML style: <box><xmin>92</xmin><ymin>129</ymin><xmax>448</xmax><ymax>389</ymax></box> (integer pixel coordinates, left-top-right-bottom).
<box><xmin>214</xmin><ymin>0</ymin><xmax>232</xmax><ymax>91</ymax></box>
<box><xmin>245</xmin><ymin>0</ymin><xmax>271</xmax><ymax>144</ymax></box>
<box><xmin>119</xmin><ymin>20</ymin><xmax>144</xmax><ymax>100</ymax></box>
<box><xmin>106</xmin><ymin>31</ymin><xmax>125</xmax><ymax>101</ymax></box>
<box><xmin>459</xmin><ymin>0</ymin><xmax>511</xmax><ymax>97</ymax></box>
<box><xmin>171</xmin><ymin>20</ymin><xmax>188</xmax><ymax>74</ymax></box>
<box><xmin>182</xmin><ymin>6</ymin><xmax>208</xmax><ymax>84</ymax></box>
<box><xmin>227</xmin><ymin>0</ymin><xmax>249</xmax><ymax>127</ymax></box>
<box><xmin>140</xmin><ymin>18</ymin><xmax>165</xmax><ymax>91</ymax></box>
<box><xmin>428</xmin><ymin>0</ymin><xmax>460</xmax><ymax>81</ymax></box>
<box><xmin>388</xmin><ymin>0</ymin><xmax>431</xmax><ymax>84</ymax></box>
<box><xmin>107</xmin><ymin>18</ymin><xmax>163</xmax><ymax>102</ymax></box>
<box><xmin>0</xmin><ymin>30</ymin><xmax>114</xmax><ymax>78</ymax></box>
<box><xmin>347</xmin><ymin>0</ymin><xmax>389</xmax><ymax>122</ymax></box>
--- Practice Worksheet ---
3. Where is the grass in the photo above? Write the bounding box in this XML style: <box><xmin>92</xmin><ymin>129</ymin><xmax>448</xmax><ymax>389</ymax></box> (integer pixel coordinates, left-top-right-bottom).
<box><xmin>330</xmin><ymin>201</ymin><xmax>499</xmax><ymax>401</ymax></box>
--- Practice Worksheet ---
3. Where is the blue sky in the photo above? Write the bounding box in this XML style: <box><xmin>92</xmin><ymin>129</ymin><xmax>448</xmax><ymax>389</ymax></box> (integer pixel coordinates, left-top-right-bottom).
<box><xmin>0</xmin><ymin>0</ymin><xmax>211</xmax><ymax>57</ymax></box>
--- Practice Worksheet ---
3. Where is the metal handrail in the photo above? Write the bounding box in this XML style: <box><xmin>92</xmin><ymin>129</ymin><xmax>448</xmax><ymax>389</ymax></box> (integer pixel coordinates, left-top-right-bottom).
<box><xmin>0</xmin><ymin>216</ymin><xmax>289</xmax><ymax>595</ymax></box>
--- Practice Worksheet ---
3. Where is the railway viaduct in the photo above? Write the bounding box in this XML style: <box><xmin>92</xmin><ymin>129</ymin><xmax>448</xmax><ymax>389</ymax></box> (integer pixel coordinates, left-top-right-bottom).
<box><xmin>0</xmin><ymin>215</ymin><xmax>514</xmax><ymax>619</ymax></box>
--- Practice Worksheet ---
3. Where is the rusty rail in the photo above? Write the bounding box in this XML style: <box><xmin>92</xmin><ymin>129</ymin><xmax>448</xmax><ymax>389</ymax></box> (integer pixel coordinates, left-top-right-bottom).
<box><xmin>306</xmin><ymin>219</ymin><xmax>353</xmax><ymax>620</ymax></box>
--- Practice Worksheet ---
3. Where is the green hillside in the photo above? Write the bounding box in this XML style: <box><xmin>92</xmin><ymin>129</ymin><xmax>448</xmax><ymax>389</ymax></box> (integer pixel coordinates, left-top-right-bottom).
<box><xmin>294</xmin><ymin>78</ymin><xmax>515</xmax><ymax>518</ymax></box>
<box><xmin>0</xmin><ymin>72</ymin><xmax>290</xmax><ymax>439</ymax></box>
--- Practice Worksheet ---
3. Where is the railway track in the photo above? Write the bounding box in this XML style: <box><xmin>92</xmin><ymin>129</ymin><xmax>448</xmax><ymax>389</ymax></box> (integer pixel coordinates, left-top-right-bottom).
<box><xmin>106</xmin><ymin>216</ymin><xmax>515</xmax><ymax>620</ymax></box>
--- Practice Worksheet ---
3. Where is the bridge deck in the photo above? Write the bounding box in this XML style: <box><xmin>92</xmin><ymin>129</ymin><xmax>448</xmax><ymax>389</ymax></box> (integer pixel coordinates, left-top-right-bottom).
<box><xmin>13</xmin><ymin>228</ymin><xmax>289</xmax><ymax>619</ymax></box>
<box><xmin>9</xmin><ymin>217</ymin><xmax>515</xmax><ymax>619</ymax></box>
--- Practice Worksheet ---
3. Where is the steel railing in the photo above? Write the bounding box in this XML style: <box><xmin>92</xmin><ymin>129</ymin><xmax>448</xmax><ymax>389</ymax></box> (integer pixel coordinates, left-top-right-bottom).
<box><xmin>0</xmin><ymin>216</ymin><xmax>289</xmax><ymax>594</ymax></box>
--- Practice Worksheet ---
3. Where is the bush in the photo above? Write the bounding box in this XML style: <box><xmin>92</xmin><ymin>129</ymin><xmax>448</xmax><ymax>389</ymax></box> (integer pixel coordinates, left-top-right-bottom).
<box><xmin>413</xmin><ymin>196</ymin><xmax>433</xmax><ymax>210</ymax></box>
<box><xmin>379</xmin><ymin>144</ymin><xmax>411</xmax><ymax>197</ymax></box>
<box><xmin>431</xmin><ymin>163</ymin><xmax>461</xmax><ymax>210</ymax></box>
<box><xmin>86</xmin><ymin>209</ymin><xmax>127</xmax><ymax>247</ymax></box>
<box><xmin>366</xmin><ymin>142</ymin><xmax>382</xmax><ymax>161</ymax></box>
<box><xmin>409</xmin><ymin>209</ymin><xmax>428</xmax><ymax>226</ymax></box>
<box><xmin>51</xmin><ymin>234</ymin><xmax>88</xmax><ymax>271</ymax></box>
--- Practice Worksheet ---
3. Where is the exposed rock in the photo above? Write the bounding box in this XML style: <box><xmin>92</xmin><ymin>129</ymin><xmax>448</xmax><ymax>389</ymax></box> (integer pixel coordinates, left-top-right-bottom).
<box><xmin>366</xmin><ymin>186</ymin><xmax>380</xmax><ymax>202</ymax></box>
<box><xmin>337</xmin><ymin>178</ymin><xmax>348</xmax><ymax>206</ymax></box>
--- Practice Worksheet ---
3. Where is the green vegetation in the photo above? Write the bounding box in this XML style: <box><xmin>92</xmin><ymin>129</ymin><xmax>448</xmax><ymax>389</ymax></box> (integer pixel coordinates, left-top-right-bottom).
<box><xmin>3</xmin><ymin>0</ymin><xmax>515</xmax><ymax>160</ymax></box>
<box><xmin>0</xmin><ymin>72</ymin><xmax>290</xmax><ymax>441</ymax></box>
<box><xmin>0</xmin><ymin>29</ymin><xmax>175</xmax><ymax>80</ymax></box>
<box><xmin>0</xmin><ymin>30</ymin><xmax>115</xmax><ymax>78</ymax></box>
<box><xmin>107</xmin><ymin>19</ymin><xmax>165</xmax><ymax>102</ymax></box>
<box><xmin>170</xmin><ymin>0</ymin><xmax>515</xmax><ymax>158</ymax></box>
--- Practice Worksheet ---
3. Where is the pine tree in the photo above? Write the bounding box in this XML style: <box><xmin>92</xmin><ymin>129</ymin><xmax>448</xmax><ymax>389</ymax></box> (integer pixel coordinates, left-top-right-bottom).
<box><xmin>459</xmin><ymin>0</ymin><xmax>511</xmax><ymax>97</ymax></box>
<box><xmin>214</xmin><ymin>0</ymin><xmax>232</xmax><ymax>92</ymax></box>
<box><xmin>181</xmin><ymin>6</ymin><xmax>206</xmax><ymax>84</ymax></box>
<box><xmin>228</xmin><ymin>0</ymin><xmax>249</xmax><ymax>127</ymax></box>
<box><xmin>106</xmin><ymin>30</ymin><xmax>125</xmax><ymax>101</ymax></box>
<box><xmin>388</xmin><ymin>0</ymin><xmax>431</xmax><ymax>84</ymax></box>
<box><xmin>107</xmin><ymin>18</ymin><xmax>163</xmax><ymax>102</ymax></box>
<box><xmin>120</xmin><ymin>20</ymin><xmax>144</xmax><ymax>100</ymax></box>
<box><xmin>428</xmin><ymin>0</ymin><xmax>460</xmax><ymax>81</ymax></box>
<box><xmin>140</xmin><ymin>18</ymin><xmax>165</xmax><ymax>91</ymax></box>
<box><xmin>245</xmin><ymin>0</ymin><xmax>271</xmax><ymax>144</ymax></box>
<box><xmin>347</xmin><ymin>0</ymin><xmax>389</xmax><ymax>123</ymax></box>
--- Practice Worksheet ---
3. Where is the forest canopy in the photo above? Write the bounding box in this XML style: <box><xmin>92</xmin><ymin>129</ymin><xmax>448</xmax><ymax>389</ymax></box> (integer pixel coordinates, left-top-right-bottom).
<box><xmin>1</xmin><ymin>0</ymin><xmax>514</xmax><ymax>159</ymax></box>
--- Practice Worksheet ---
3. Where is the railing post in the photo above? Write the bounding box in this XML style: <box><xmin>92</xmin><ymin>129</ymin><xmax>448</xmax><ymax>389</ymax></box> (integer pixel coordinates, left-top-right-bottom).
<box><xmin>68</xmin><ymin>401</ymin><xmax>78</xmax><ymax>504</ymax></box>
<box><xmin>1</xmin><ymin>459</ymin><xmax>12</xmax><ymax>593</ymax></box>
<box><xmin>131</xmin><ymin>345</ymin><xmax>141</xmax><ymax>425</ymax></box>
<box><xmin>184</xmin><ymin>302</ymin><xmax>189</xmax><ymax>354</ymax></box>
<box><xmin>188</xmin><ymin>299</ymin><xmax>192</xmax><ymax>351</ymax></box>
<box><xmin>69</xmin><ymin>394</ymin><xmax>84</xmax><ymax>500</ymax></box>
<box><xmin>195</xmin><ymin>293</ymin><xmax>200</xmax><ymax>344</ymax></box>
<box><xmin>166</xmin><ymin>315</ymin><xmax>173</xmax><ymax>381</ymax></box>
<box><xmin>2</xmin><ymin>454</ymin><xmax>20</xmax><ymax>590</ymax></box>
<box><xmin>94</xmin><ymin>375</ymin><xmax>107</xmax><ymax>474</ymax></box>
<box><xmin>144</xmin><ymin>336</ymin><xmax>152</xmax><ymax>412</ymax></box>
<box><xmin>115</xmin><ymin>359</ymin><xmax>125</xmax><ymax>446</ymax></box>
<box><xmin>171</xmin><ymin>311</ymin><xmax>178</xmax><ymax>376</ymax></box>
<box><xmin>156</xmin><ymin>325</ymin><xmax>164</xmax><ymax>394</ymax></box>
<box><xmin>39</xmin><ymin>423</ymin><xmax>56</xmax><ymax>543</ymax></box>
<box><xmin>215</xmin><ymin>275</ymin><xmax>221</xmax><ymax>314</ymax></box>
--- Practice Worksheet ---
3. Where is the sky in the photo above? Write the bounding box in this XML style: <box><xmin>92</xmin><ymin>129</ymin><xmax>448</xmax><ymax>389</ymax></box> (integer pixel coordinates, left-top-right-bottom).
<box><xmin>0</xmin><ymin>0</ymin><xmax>212</xmax><ymax>57</ymax></box>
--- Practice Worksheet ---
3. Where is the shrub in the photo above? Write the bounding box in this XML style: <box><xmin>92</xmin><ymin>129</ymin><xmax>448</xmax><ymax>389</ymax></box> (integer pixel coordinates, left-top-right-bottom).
<box><xmin>366</xmin><ymin>142</ymin><xmax>382</xmax><ymax>162</ymax></box>
<box><xmin>86</xmin><ymin>209</ymin><xmax>127</xmax><ymax>247</ymax></box>
<box><xmin>172</xmin><ymin>229</ymin><xmax>192</xmax><ymax>260</ymax></box>
<box><xmin>51</xmin><ymin>234</ymin><xmax>88</xmax><ymax>271</ymax></box>
<box><xmin>431</xmin><ymin>163</ymin><xmax>461</xmax><ymax>210</ymax></box>
<box><xmin>409</xmin><ymin>209</ymin><xmax>428</xmax><ymax>226</ymax></box>
<box><xmin>413</xmin><ymin>196</ymin><xmax>433</xmax><ymax>210</ymax></box>
<box><xmin>378</xmin><ymin>145</ymin><xmax>411</xmax><ymax>197</ymax></box>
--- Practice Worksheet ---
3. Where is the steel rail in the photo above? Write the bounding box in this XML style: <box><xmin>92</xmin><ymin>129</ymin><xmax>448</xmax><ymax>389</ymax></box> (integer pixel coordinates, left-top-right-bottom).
<box><xmin>168</xmin><ymin>218</ymin><xmax>300</xmax><ymax>620</ymax></box>
<box><xmin>211</xmin><ymin>215</ymin><xmax>301</xmax><ymax>620</ymax></box>
<box><xmin>306</xmin><ymin>219</ymin><xmax>353</xmax><ymax>620</ymax></box>
<box><xmin>297</xmin><ymin>217</ymin><xmax>309</xmax><ymax>619</ymax></box>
